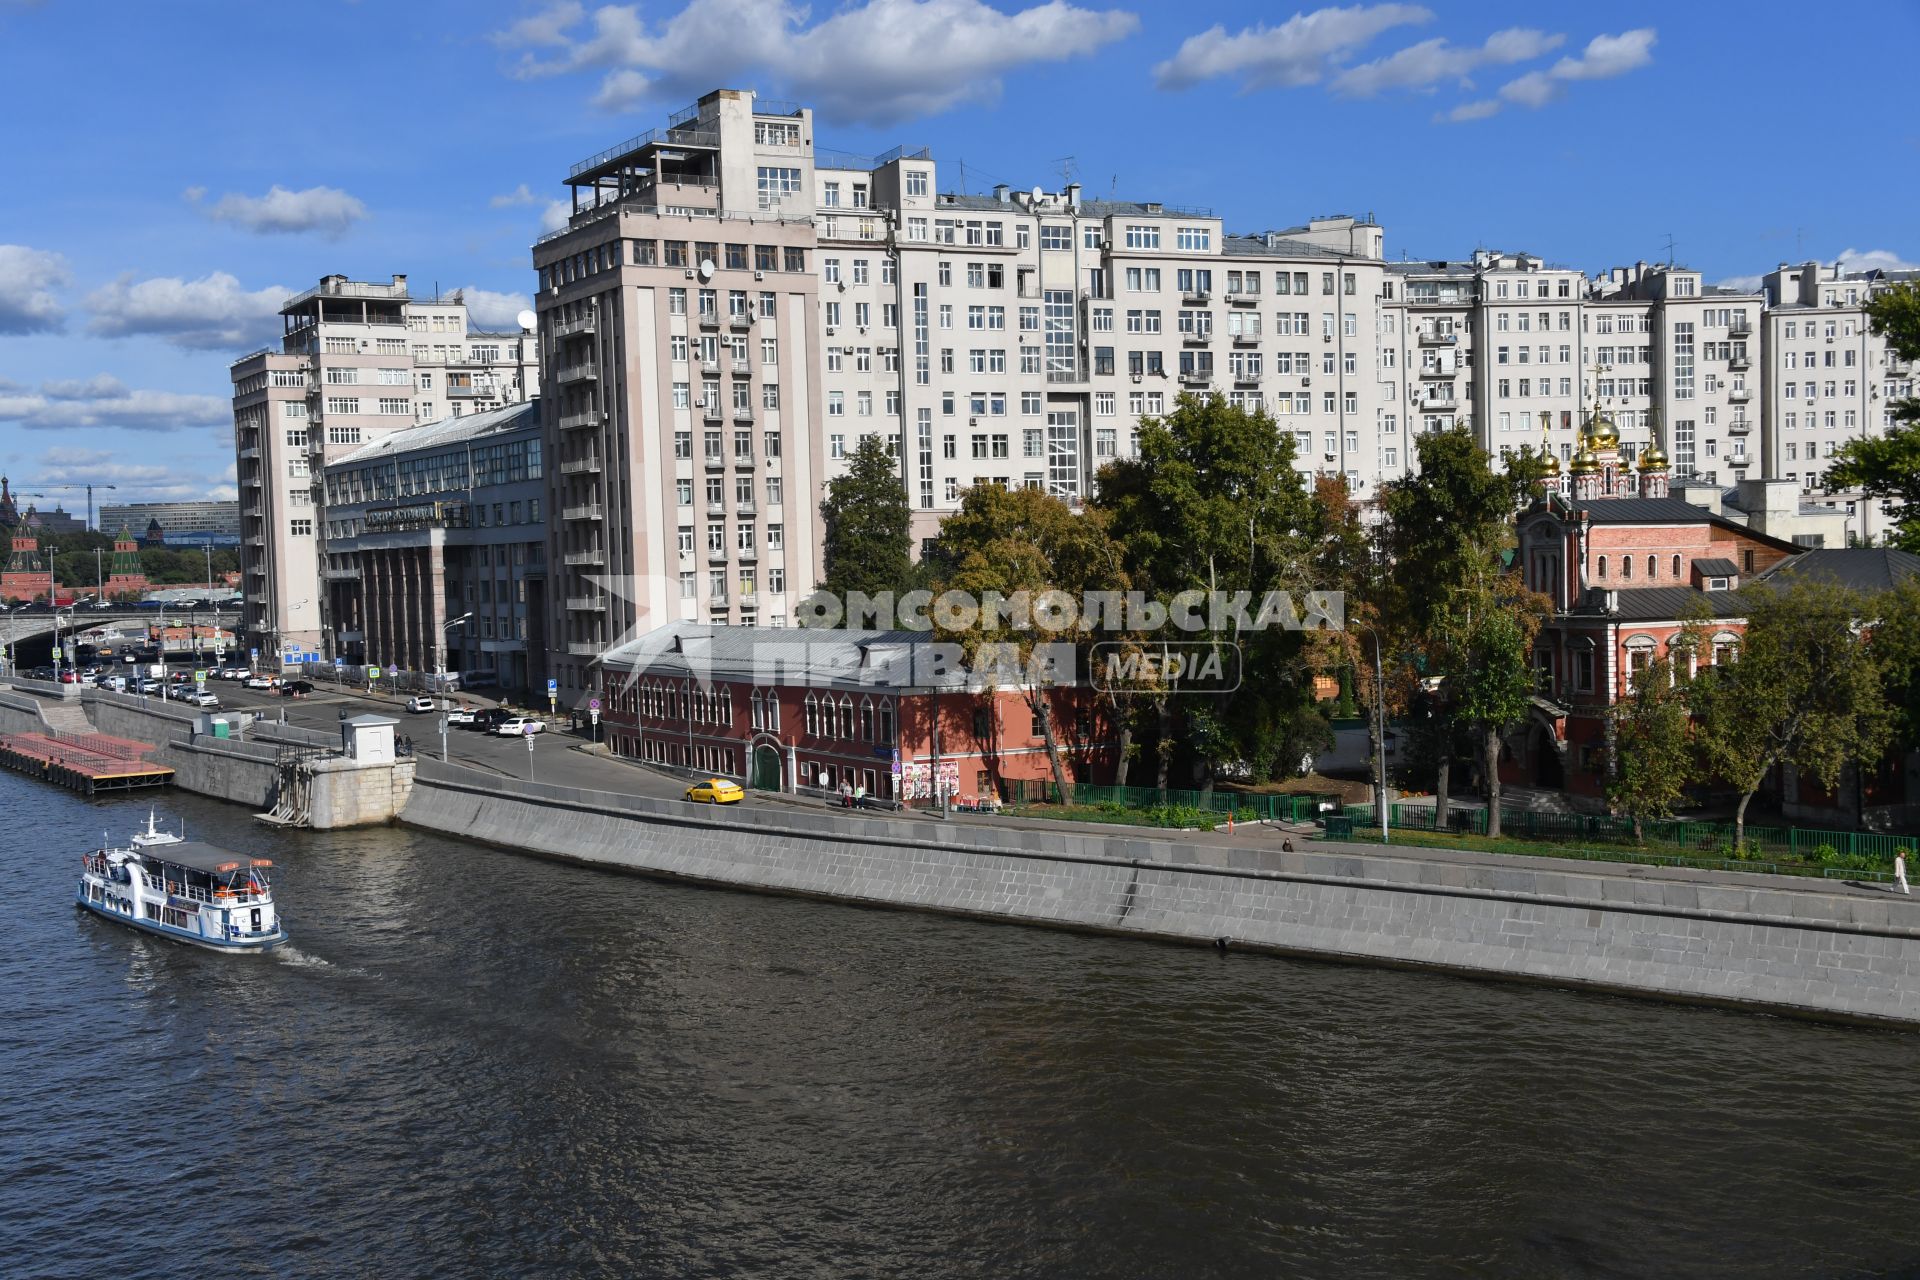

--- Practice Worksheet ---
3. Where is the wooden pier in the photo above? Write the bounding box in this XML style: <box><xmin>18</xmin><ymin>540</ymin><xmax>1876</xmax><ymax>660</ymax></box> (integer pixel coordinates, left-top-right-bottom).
<box><xmin>0</xmin><ymin>732</ymin><xmax>174</xmax><ymax>795</ymax></box>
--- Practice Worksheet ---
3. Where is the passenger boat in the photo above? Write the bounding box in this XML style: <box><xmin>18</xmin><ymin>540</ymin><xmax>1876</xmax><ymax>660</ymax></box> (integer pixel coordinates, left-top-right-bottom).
<box><xmin>76</xmin><ymin>812</ymin><xmax>285</xmax><ymax>951</ymax></box>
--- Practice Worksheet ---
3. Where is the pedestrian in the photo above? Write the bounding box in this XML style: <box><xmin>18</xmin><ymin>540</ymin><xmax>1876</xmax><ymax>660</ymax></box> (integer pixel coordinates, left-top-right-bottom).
<box><xmin>841</xmin><ymin>781</ymin><xmax>853</xmax><ymax>809</ymax></box>
<box><xmin>1897</xmin><ymin>851</ymin><xmax>1910</xmax><ymax>896</ymax></box>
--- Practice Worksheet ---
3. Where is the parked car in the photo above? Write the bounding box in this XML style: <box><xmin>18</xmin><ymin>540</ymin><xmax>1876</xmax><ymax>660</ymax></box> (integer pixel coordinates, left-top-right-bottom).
<box><xmin>244</xmin><ymin>675</ymin><xmax>278</xmax><ymax>690</ymax></box>
<box><xmin>685</xmin><ymin>777</ymin><xmax>745</xmax><ymax>805</ymax></box>
<box><xmin>444</xmin><ymin>706</ymin><xmax>477</xmax><ymax>726</ymax></box>
<box><xmin>405</xmin><ymin>695</ymin><xmax>436</xmax><ymax>713</ymax></box>
<box><xmin>492</xmin><ymin>716</ymin><xmax>544</xmax><ymax>737</ymax></box>
<box><xmin>280</xmin><ymin>680</ymin><xmax>316</xmax><ymax>697</ymax></box>
<box><xmin>468</xmin><ymin>708</ymin><xmax>513</xmax><ymax>733</ymax></box>
<box><xmin>186</xmin><ymin>690</ymin><xmax>221</xmax><ymax>709</ymax></box>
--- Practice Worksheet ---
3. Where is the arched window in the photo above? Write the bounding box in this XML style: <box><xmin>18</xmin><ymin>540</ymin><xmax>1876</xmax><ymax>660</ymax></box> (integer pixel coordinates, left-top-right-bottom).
<box><xmin>804</xmin><ymin>693</ymin><xmax>817</xmax><ymax>736</ymax></box>
<box><xmin>721</xmin><ymin>687</ymin><xmax>733</xmax><ymax>725</ymax></box>
<box><xmin>860</xmin><ymin>697</ymin><xmax>875</xmax><ymax>742</ymax></box>
<box><xmin>1597</xmin><ymin>555</ymin><xmax>1608</xmax><ymax>579</ymax></box>
<box><xmin>1624</xmin><ymin>635</ymin><xmax>1656</xmax><ymax>690</ymax></box>
<box><xmin>1621</xmin><ymin>556</ymin><xmax>1632</xmax><ymax>580</ymax></box>
<box><xmin>750</xmin><ymin>690</ymin><xmax>763</xmax><ymax>730</ymax></box>
<box><xmin>839</xmin><ymin>696</ymin><xmax>855</xmax><ymax>739</ymax></box>
<box><xmin>765</xmin><ymin>690</ymin><xmax>780</xmax><ymax>732</ymax></box>
<box><xmin>1646</xmin><ymin>555</ymin><xmax>1656</xmax><ymax>578</ymax></box>
<box><xmin>878</xmin><ymin>698</ymin><xmax>895</xmax><ymax>745</ymax></box>
<box><xmin>1672</xmin><ymin>554</ymin><xmax>1681</xmax><ymax>578</ymax></box>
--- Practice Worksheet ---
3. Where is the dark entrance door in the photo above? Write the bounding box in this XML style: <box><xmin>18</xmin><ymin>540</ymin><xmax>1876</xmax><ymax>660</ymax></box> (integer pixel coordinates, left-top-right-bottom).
<box><xmin>1533</xmin><ymin>725</ymin><xmax>1564</xmax><ymax>787</ymax></box>
<box><xmin>750</xmin><ymin>744</ymin><xmax>782</xmax><ymax>791</ymax></box>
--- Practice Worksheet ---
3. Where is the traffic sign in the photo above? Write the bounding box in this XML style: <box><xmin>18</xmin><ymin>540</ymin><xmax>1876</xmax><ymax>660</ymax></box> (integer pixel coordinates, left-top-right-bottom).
<box><xmin>368</xmin><ymin>667</ymin><xmax>380</xmax><ymax>680</ymax></box>
<box><xmin>588</xmin><ymin>697</ymin><xmax>601</xmax><ymax>711</ymax></box>
<box><xmin>547</xmin><ymin>678</ymin><xmax>558</xmax><ymax>693</ymax></box>
<box><xmin>334</xmin><ymin>656</ymin><xmax>345</xmax><ymax>668</ymax></box>
<box><xmin>250</xmin><ymin>647</ymin><xmax>259</xmax><ymax>658</ymax></box>
<box><xmin>194</xmin><ymin>670</ymin><xmax>206</xmax><ymax>685</ymax></box>
<box><xmin>387</xmin><ymin>664</ymin><xmax>398</xmax><ymax>678</ymax></box>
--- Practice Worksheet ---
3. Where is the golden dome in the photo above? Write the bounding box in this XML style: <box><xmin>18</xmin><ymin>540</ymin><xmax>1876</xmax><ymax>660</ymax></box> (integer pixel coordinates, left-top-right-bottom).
<box><xmin>1584</xmin><ymin>409</ymin><xmax>1620</xmax><ymax>449</ymax></box>
<box><xmin>1540</xmin><ymin>448</ymin><xmax>1562</xmax><ymax>477</ymax></box>
<box><xmin>1568</xmin><ymin>445</ymin><xmax>1601</xmax><ymax>475</ymax></box>
<box><xmin>1637</xmin><ymin>442</ymin><xmax>1669</xmax><ymax>472</ymax></box>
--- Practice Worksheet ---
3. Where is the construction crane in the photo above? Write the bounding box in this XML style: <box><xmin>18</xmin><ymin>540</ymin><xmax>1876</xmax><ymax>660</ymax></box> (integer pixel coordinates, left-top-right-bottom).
<box><xmin>23</xmin><ymin>481</ymin><xmax>117</xmax><ymax>531</ymax></box>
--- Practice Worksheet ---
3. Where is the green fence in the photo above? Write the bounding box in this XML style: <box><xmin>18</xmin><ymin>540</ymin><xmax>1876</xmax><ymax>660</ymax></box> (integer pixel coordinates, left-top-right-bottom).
<box><xmin>1019</xmin><ymin>782</ymin><xmax>1343</xmax><ymax>822</ymax></box>
<box><xmin>1333</xmin><ymin>803</ymin><xmax>1916</xmax><ymax>867</ymax></box>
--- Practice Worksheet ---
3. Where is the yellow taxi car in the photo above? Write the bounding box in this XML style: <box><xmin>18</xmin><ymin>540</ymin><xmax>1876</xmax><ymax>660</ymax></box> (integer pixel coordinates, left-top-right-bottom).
<box><xmin>685</xmin><ymin>777</ymin><xmax>745</xmax><ymax>805</ymax></box>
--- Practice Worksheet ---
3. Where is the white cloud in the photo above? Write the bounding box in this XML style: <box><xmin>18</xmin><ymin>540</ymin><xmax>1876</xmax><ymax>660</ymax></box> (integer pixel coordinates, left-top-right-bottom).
<box><xmin>1331</xmin><ymin>27</ymin><xmax>1562</xmax><ymax>97</ymax></box>
<box><xmin>0</xmin><ymin>377</ymin><xmax>229</xmax><ymax>433</ymax></box>
<box><xmin>1834</xmin><ymin>247</ymin><xmax>1919</xmax><ymax>274</ymax></box>
<box><xmin>1154</xmin><ymin>4</ymin><xmax>1431</xmax><ymax>92</ymax></box>
<box><xmin>498</xmin><ymin>0</ymin><xmax>1139</xmax><ymax>125</ymax></box>
<box><xmin>541</xmin><ymin>200</ymin><xmax>573</xmax><ymax>233</ymax></box>
<box><xmin>1439</xmin><ymin>98</ymin><xmax>1500</xmax><ymax>123</ymax></box>
<box><xmin>35</xmin><ymin>447</ymin><xmax>237</xmax><ymax>503</ymax></box>
<box><xmin>0</xmin><ymin>244</ymin><xmax>71</xmax><ymax>334</ymax></box>
<box><xmin>490</xmin><ymin>183</ymin><xmax>541</xmax><ymax>208</ymax></box>
<box><xmin>85</xmin><ymin>271</ymin><xmax>289</xmax><ymax>350</ymax></box>
<box><xmin>1715</xmin><ymin>273</ymin><xmax>1764</xmax><ymax>294</ymax></box>
<box><xmin>204</xmin><ymin>184</ymin><xmax>367</xmax><ymax>237</ymax></box>
<box><xmin>1442</xmin><ymin>27</ymin><xmax>1656</xmax><ymax>121</ymax></box>
<box><xmin>453</xmin><ymin>286</ymin><xmax>535</xmax><ymax>329</ymax></box>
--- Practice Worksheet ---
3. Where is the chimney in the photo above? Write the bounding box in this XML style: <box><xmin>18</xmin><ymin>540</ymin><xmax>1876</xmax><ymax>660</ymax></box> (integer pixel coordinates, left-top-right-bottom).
<box><xmin>993</xmin><ymin>184</ymin><xmax>1009</xmax><ymax>203</ymax></box>
<box><xmin>1065</xmin><ymin>182</ymin><xmax>1081</xmax><ymax>209</ymax></box>
<box><xmin>392</xmin><ymin>273</ymin><xmax>408</xmax><ymax>291</ymax></box>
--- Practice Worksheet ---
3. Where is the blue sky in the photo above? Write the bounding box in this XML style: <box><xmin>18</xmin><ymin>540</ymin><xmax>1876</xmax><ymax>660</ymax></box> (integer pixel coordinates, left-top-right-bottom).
<box><xmin>1</xmin><ymin>0</ymin><xmax>1914</xmax><ymax>513</ymax></box>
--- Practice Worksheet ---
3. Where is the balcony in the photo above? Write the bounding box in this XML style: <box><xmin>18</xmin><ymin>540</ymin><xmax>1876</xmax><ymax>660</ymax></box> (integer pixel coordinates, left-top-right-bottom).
<box><xmin>1231</xmin><ymin>332</ymin><xmax>1259</xmax><ymax>347</ymax></box>
<box><xmin>708</xmin><ymin>592</ymin><xmax>729</xmax><ymax>607</ymax></box>
<box><xmin>567</xmin><ymin>640</ymin><xmax>603</xmax><ymax>657</ymax></box>
<box><xmin>566</xmin><ymin>595</ymin><xmax>608</xmax><ymax>612</ymax></box>
<box><xmin>562</xmin><ymin>503</ymin><xmax>603</xmax><ymax>521</ymax></box>
<box><xmin>707</xmin><ymin>499</ymin><xmax>727</xmax><ymax>517</ymax></box>
<box><xmin>1418</xmin><ymin>331</ymin><xmax>1459</xmax><ymax>346</ymax></box>
<box><xmin>563</xmin><ymin>549</ymin><xmax>605</xmax><ymax>566</ymax></box>
<box><xmin>320</xmin><ymin>566</ymin><xmax>361</xmax><ymax>580</ymax></box>
<box><xmin>728</xmin><ymin>313</ymin><xmax>754</xmax><ymax>332</ymax></box>
<box><xmin>559</xmin><ymin>455</ymin><xmax>602</xmax><ymax>475</ymax></box>
<box><xmin>1178</xmin><ymin>370</ymin><xmax>1211</xmax><ymax>387</ymax></box>
<box><xmin>1727</xmin><ymin>453</ymin><xmax>1752</xmax><ymax>468</ymax></box>
<box><xmin>1233</xmin><ymin>371</ymin><xmax>1263</xmax><ymax>387</ymax></box>
<box><xmin>239</xmin><ymin>447</ymin><xmax>260</xmax><ymax>460</ymax></box>
<box><xmin>703</xmin><ymin>404</ymin><xmax>724</xmax><ymax>422</ymax></box>
<box><xmin>697</xmin><ymin>311</ymin><xmax>721</xmax><ymax>330</ymax></box>
<box><xmin>558</xmin><ymin>409</ymin><xmax>601</xmax><ymax>431</ymax></box>
<box><xmin>732</xmin><ymin>406</ymin><xmax>754</xmax><ymax>423</ymax></box>
<box><xmin>1729</xmin><ymin>353</ymin><xmax>1751</xmax><ymax>370</ymax></box>
<box><xmin>447</xmin><ymin>384</ymin><xmax>495</xmax><ymax>399</ymax></box>
<box><xmin>738</xmin><ymin>593</ymin><xmax>759</xmax><ymax>610</ymax></box>
<box><xmin>735</xmin><ymin>500</ymin><xmax>757</xmax><ymax>517</ymax></box>
<box><xmin>1728</xmin><ymin>318</ymin><xmax>1753</xmax><ymax>336</ymax></box>
<box><xmin>1728</xmin><ymin>388</ymin><xmax>1751</xmax><ymax>403</ymax></box>
<box><xmin>555</xmin><ymin>362</ymin><xmax>598</xmax><ymax>385</ymax></box>
<box><xmin>733</xmin><ymin>454</ymin><xmax>756</xmax><ymax>470</ymax></box>
<box><xmin>1224</xmin><ymin>292</ymin><xmax>1259</xmax><ymax>308</ymax></box>
<box><xmin>707</xmin><ymin>547</ymin><xmax>729</xmax><ymax>564</ymax></box>
<box><xmin>738</xmin><ymin>547</ymin><xmax>758</xmax><ymax>563</ymax></box>
<box><xmin>1421</xmin><ymin>394</ymin><xmax>1458</xmax><ymax>410</ymax></box>
<box><xmin>1182</xmin><ymin>330</ymin><xmax>1212</xmax><ymax>347</ymax></box>
<box><xmin>1045</xmin><ymin>364</ymin><xmax>1087</xmax><ymax>385</ymax></box>
<box><xmin>1182</xmin><ymin>289</ymin><xmax>1211</xmax><ymax>305</ymax></box>
<box><xmin>701</xmin><ymin>358</ymin><xmax>720</xmax><ymax>375</ymax></box>
<box><xmin>552</xmin><ymin>314</ymin><xmax>596</xmax><ymax>340</ymax></box>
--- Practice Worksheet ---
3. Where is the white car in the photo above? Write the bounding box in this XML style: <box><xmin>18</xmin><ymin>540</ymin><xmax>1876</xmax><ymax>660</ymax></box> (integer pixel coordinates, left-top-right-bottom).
<box><xmin>444</xmin><ymin>707</ymin><xmax>477</xmax><ymax>726</ymax></box>
<box><xmin>244</xmin><ymin>675</ymin><xmax>277</xmax><ymax>690</ymax></box>
<box><xmin>186</xmin><ymin>690</ymin><xmax>221</xmax><ymax>708</ymax></box>
<box><xmin>406</xmin><ymin>695</ymin><xmax>436</xmax><ymax>713</ymax></box>
<box><xmin>493</xmin><ymin>717</ymin><xmax>544</xmax><ymax>737</ymax></box>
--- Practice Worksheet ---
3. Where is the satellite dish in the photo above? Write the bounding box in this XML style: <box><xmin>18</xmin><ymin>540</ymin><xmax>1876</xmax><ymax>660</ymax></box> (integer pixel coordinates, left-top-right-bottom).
<box><xmin>1031</xmin><ymin>186</ymin><xmax>1043</xmax><ymax>203</ymax></box>
<box><xmin>698</xmin><ymin>258</ymin><xmax>715</xmax><ymax>281</ymax></box>
<box><xmin>515</xmin><ymin>309</ymin><xmax>537</xmax><ymax>332</ymax></box>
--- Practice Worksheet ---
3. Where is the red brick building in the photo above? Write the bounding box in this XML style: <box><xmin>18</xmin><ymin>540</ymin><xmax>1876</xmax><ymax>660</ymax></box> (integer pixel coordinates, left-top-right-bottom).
<box><xmin>594</xmin><ymin>622</ymin><xmax>1116</xmax><ymax>803</ymax></box>
<box><xmin>103</xmin><ymin>527</ymin><xmax>150</xmax><ymax>601</ymax></box>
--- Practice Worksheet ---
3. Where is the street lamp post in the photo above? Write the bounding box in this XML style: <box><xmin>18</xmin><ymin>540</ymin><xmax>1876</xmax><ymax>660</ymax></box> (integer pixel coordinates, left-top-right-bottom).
<box><xmin>438</xmin><ymin>612</ymin><xmax>473</xmax><ymax>702</ymax></box>
<box><xmin>1370</xmin><ymin>629</ymin><xmax>1390</xmax><ymax>845</ymax></box>
<box><xmin>93</xmin><ymin>547</ymin><xmax>103</xmax><ymax>605</ymax></box>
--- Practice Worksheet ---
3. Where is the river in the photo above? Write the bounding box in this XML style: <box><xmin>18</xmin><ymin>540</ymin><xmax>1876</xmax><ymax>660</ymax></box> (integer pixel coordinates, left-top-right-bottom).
<box><xmin>3</xmin><ymin>774</ymin><xmax>1917</xmax><ymax>1278</ymax></box>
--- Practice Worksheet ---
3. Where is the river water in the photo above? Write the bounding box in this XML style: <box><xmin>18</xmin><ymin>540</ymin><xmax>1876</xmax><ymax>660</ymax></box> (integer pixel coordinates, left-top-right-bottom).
<box><xmin>4</xmin><ymin>775</ymin><xmax>1918</xmax><ymax>1279</ymax></box>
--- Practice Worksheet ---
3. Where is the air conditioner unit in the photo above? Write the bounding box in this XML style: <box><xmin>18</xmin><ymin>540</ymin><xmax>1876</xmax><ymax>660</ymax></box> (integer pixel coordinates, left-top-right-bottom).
<box><xmin>1099</xmin><ymin>239</ymin><xmax>1111</xmax><ymax>251</ymax></box>
<box><xmin>685</xmin><ymin>269</ymin><xmax>696</xmax><ymax>279</ymax></box>
<box><xmin>1131</xmin><ymin>374</ymin><xmax>1142</xmax><ymax>384</ymax></box>
<box><xmin>837</xmin><ymin>282</ymin><xmax>847</xmax><ymax>292</ymax></box>
<box><xmin>694</xmin><ymin>398</ymin><xmax>706</xmax><ymax>408</ymax></box>
<box><xmin>858</xmin><ymin>326</ymin><xmax>868</xmax><ymax>334</ymax></box>
<box><xmin>825</xmin><ymin>325</ymin><xmax>836</xmax><ymax>335</ymax></box>
<box><xmin>1301</xmin><ymin>376</ymin><xmax>1311</xmax><ymax>387</ymax></box>
<box><xmin>969</xmin><ymin>417</ymin><xmax>979</xmax><ymax>427</ymax></box>
<box><xmin>1324</xmin><ymin>334</ymin><xmax>1333</xmax><ymax>342</ymax></box>
<box><xmin>754</xmin><ymin>271</ymin><xmax>765</xmax><ymax>281</ymax></box>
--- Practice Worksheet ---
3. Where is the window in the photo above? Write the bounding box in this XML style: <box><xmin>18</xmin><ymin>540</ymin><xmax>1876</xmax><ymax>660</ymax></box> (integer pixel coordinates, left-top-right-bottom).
<box><xmin>1124</xmin><ymin>224</ymin><xmax>1159</xmax><ymax>250</ymax></box>
<box><xmin>756</xmin><ymin>166</ymin><xmax>801</xmax><ymax>209</ymax></box>
<box><xmin>1176</xmin><ymin>225</ymin><xmax>1210</xmax><ymax>251</ymax></box>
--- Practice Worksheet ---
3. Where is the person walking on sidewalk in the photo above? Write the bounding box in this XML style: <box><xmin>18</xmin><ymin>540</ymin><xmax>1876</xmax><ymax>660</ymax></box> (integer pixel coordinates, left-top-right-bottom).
<box><xmin>1896</xmin><ymin>851</ymin><xmax>1910</xmax><ymax>896</ymax></box>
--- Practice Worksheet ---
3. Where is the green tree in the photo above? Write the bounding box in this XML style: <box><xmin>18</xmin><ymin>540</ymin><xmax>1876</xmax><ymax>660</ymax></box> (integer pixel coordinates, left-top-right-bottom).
<box><xmin>1691</xmin><ymin>580</ymin><xmax>1893</xmax><ymax>847</ymax></box>
<box><xmin>815</xmin><ymin>434</ymin><xmax>912</xmax><ymax>614</ymax></box>
<box><xmin>931</xmin><ymin>483</ymin><xmax>1117</xmax><ymax>804</ymax></box>
<box><xmin>1827</xmin><ymin>280</ymin><xmax>1920</xmax><ymax>550</ymax></box>
<box><xmin>1607</xmin><ymin>656</ymin><xmax>1695</xmax><ymax>842</ymax></box>
<box><xmin>1452</xmin><ymin>589</ymin><xmax>1546</xmax><ymax>838</ymax></box>
<box><xmin>1093</xmin><ymin>393</ymin><xmax>1319</xmax><ymax>795</ymax></box>
<box><xmin>1379</xmin><ymin>428</ymin><xmax>1526</xmax><ymax>826</ymax></box>
<box><xmin>1870</xmin><ymin>576</ymin><xmax>1920</xmax><ymax>753</ymax></box>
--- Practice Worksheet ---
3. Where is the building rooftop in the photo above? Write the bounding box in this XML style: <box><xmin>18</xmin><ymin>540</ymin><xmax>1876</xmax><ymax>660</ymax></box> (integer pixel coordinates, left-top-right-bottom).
<box><xmin>1754</xmin><ymin>547</ymin><xmax>1920</xmax><ymax>595</ymax></box>
<box><xmin>1221</xmin><ymin>234</ymin><xmax>1347</xmax><ymax>261</ymax></box>
<box><xmin>333</xmin><ymin>400</ymin><xmax>541</xmax><ymax>467</ymax></box>
<box><xmin>1602</xmin><ymin>586</ymin><xmax>1748</xmax><ymax>621</ymax></box>
<box><xmin>599</xmin><ymin>620</ymin><xmax>990</xmax><ymax>691</ymax></box>
<box><xmin>1692</xmin><ymin>557</ymin><xmax>1740</xmax><ymax>577</ymax></box>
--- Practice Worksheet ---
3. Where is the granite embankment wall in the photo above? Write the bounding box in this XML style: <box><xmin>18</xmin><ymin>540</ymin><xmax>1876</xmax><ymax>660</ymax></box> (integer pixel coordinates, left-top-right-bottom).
<box><xmin>403</xmin><ymin>771</ymin><xmax>1920</xmax><ymax>1027</ymax></box>
<box><xmin>0</xmin><ymin>689</ymin><xmax>52</xmax><ymax>735</ymax></box>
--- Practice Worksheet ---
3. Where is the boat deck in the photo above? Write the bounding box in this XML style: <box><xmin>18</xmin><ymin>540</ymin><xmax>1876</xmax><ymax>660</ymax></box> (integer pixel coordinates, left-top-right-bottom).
<box><xmin>0</xmin><ymin>732</ymin><xmax>174</xmax><ymax>794</ymax></box>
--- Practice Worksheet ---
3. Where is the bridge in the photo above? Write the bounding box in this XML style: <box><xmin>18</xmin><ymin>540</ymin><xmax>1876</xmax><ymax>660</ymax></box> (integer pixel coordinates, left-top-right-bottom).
<box><xmin>2</xmin><ymin>609</ymin><xmax>243</xmax><ymax>668</ymax></box>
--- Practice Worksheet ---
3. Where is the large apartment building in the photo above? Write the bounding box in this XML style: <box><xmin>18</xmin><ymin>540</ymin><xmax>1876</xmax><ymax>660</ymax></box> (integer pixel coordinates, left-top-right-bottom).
<box><xmin>1759</xmin><ymin>260</ymin><xmax>1918</xmax><ymax>543</ymax></box>
<box><xmin>230</xmin><ymin>275</ymin><xmax>540</xmax><ymax>662</ymax></box>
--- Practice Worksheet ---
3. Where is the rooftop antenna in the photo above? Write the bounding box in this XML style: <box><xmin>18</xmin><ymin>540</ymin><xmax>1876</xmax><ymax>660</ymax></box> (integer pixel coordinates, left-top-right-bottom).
<box><xmin>1661</xmin><ymin>234</ymin><xmax>1677</xmax><ymax>268</ymax></box>
<box><xmin>1053</xmin><ymin>155</ymin><xmax>1077</xmax><ymax>187</ymax></box>
<box><xmin>956</xmin><ymin>158</ymin><xmax>968</xmax><ymax>195</ymax></box>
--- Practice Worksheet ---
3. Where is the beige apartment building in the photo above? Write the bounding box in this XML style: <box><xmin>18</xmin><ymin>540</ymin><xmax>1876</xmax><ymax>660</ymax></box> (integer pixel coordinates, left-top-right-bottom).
<box><xmin>230</xmin><ymin>276</ymin><xmax>539</xmax><ymax>663</ymax></box>
<box><xmin>1759</xmin><ymin>261</ymin><xmax>1918</xmax><ymax>543</ymax></box>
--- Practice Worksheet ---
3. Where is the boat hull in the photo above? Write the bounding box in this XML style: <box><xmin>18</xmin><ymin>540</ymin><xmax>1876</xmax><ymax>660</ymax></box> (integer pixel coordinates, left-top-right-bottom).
<box><xmin>75</xmin><ymin>890</ymin><xmax>286</xmax><ymax>952</ymax></box>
